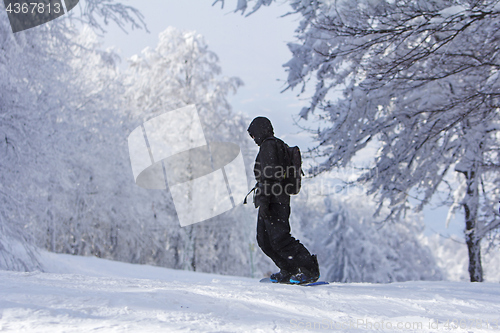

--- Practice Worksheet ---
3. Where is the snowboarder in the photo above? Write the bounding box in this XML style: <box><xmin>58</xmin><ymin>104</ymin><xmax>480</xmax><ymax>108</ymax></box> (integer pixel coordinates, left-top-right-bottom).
<box><xmin>247</xmin><ymin>116</ymin><xmax>320</xmax><ymax>284</ymax></box>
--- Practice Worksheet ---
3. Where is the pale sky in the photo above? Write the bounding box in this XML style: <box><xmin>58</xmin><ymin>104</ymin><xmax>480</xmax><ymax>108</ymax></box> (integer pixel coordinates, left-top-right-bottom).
<box><xmin>100</xmin><ymin>0</ymin><xmax>464</xmax><ymax>237</ymax></box>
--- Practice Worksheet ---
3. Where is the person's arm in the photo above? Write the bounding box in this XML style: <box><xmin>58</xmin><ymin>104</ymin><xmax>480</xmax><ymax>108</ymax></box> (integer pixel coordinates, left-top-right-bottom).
<box><xmin>256</xmin><ymin>139</ymin><xmax>283</xmax><ymax>199</ymax></box>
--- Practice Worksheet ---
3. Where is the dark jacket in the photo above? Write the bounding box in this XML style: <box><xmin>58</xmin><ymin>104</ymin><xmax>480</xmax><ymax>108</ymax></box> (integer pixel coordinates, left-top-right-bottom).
<box><xmin>248</xmin><ymin>117</ymin><xmax>290</xmax><ymax>206</ymax></box>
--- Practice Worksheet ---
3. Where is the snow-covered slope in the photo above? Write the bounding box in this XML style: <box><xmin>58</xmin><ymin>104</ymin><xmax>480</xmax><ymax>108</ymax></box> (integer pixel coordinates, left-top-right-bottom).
<box><xmin>1</xmin><ymin>252</ymin><xmax>499</xmax><ymax>332</ymax></box>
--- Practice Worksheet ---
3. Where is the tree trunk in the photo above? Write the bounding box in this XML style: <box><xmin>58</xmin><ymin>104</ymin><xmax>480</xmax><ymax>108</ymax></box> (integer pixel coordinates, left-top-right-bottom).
<box><xmin>461</xmin><ymin>169</ymin><xmax>484</xmax><ymax>282</ymax></box>
<box><xmin>465</xmin><ymin>225</ymin><xmax>483</xmax><ymax>282</ymax></box>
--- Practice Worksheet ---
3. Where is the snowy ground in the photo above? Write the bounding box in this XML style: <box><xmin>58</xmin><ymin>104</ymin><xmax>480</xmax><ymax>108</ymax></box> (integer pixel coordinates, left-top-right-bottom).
<box><xmin>1</xmin><ymin>253</ymin><xmax>500</xmax><ymax>332</ymax></box>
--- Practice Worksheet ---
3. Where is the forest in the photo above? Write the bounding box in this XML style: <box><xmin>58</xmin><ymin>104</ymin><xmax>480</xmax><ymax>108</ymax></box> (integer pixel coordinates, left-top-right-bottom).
<box><xmin>1</xmin><ymin>0</ymin><xmax>499</xmax><ymax>284</ymax></box>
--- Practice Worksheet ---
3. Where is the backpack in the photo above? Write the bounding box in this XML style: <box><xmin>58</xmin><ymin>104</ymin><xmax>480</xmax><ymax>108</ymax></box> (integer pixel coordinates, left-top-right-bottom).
<box><xmin>243</xmin><ymin>137</ymin><xmax>304</xmax><ymax>205</ymax></box>
<box><xmin>281</xmin><ymin>142</ymin><xmax>303</xmax><ymax>195</ymax></box>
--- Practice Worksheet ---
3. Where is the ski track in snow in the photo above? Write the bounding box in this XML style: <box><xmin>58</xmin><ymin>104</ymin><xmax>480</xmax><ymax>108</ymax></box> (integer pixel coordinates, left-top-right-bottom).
<box><xmin>0</xmin><ymin>252</ymin><xmax>499</xmax><ymax>332</ymax></box>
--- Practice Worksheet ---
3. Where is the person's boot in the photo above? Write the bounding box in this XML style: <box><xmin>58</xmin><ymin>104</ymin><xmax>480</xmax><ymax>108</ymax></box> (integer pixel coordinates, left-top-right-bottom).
<box><xmin>289</xmin><ymin>254</ymin><xmax>320</xmax><ymax>284</ymax></box>
<box><xmin>270</xmin><ymin>269</ymin><xmax>293</xmax><ymax>283</ymax></box>
<box><xmin>311</xmin><ymin>254</ymin><xmax>320</xmax><ymax>277</ymax></box>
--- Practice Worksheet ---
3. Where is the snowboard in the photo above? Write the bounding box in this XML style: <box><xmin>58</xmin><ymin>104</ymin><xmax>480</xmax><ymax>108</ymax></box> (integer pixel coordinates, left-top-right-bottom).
<box><xmin>259</xmin><ymin>277</ymin><xmax>329</xmax><ymax>286</ymax></box>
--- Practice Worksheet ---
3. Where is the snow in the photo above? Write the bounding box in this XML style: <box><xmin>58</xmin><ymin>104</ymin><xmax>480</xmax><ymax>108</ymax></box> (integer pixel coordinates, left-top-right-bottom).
<box><xmin>1</xmin><ymin>252</ymin><xmax>500</xmax><ymax>332</ymax></box>
<box><xmin>438</xmin><ymin>5</ymin><xmax>466</xmax><ymax>18</ymax></box>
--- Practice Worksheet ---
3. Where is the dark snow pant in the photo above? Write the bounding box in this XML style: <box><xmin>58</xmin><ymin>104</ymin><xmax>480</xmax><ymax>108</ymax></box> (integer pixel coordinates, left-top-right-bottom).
<box><xmin>257</xmin><ymin>202</ymin><xmax>315</xmax><ymax>274</ymax></box>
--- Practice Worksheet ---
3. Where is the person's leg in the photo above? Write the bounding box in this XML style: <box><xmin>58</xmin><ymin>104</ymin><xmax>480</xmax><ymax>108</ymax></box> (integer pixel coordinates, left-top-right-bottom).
<box><xmin>263</xmin><ymin>203</ymin><xmax>317</xmax><ymax>274</ymax></box>
<box><xmin>256</xmin><ymin>207</ymin><xmax>296</xmax><ymax>273</ymax></box>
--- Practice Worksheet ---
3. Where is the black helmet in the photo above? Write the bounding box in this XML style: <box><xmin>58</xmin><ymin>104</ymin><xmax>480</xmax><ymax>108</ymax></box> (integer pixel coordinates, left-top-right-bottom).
<box><xmin>247</xmin><ymin>117</ymin><xmax>274</xmax><ymax>146</ymax></box>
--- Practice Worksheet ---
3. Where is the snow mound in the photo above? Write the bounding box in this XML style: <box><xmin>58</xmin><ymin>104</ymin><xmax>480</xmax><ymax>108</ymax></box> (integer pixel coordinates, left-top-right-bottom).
<box><xmin>0</xmin><ymin>252</ymin><xmax>499</xmax><ymax>332</ymax></box>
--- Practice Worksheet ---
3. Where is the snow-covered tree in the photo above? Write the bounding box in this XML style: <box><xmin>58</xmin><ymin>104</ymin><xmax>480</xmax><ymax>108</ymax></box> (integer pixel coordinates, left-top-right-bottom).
<box><xmin>0</xmin><ymin>1</ymin><xmax>145</xmax><ymax>271</ymax></box>
<box><xmin>423</xmin><ymin>234</ymin><xmax>500</xmax><ymax>282</ymax></box>
<box><xmin>127</xmin><ymin>27</ymin><xmax>244</xmax><ymax>130</ymax></box>
<box><xmin>213</xmin><ymin>0</ymin><xmax>276</xmax><ymax>16</ymax></box>
<box><xmin>221</xmin><ymin>0</ymin><xmax>500</xmax><ymax>282</ymax></box>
